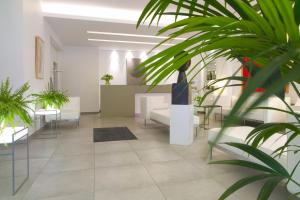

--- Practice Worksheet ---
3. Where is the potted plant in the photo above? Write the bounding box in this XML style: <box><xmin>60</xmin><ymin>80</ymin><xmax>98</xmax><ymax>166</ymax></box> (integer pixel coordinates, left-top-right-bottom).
<box><xmin>101</xmin><ymin>74</ymin><xmax>113</xmax><ymax>85</ymax></box>
<box><xmin>0</xmin><ymin>78</ymin><xmax>32</xmax><ymax>133</ymax></box>
<box><xmin>194</xmin><ymin>96</ymin><xmax>203</xmax><ymax>107</ymax></box>
<box><xmin>137</xmin><ymin>0</ymin><xmax>300</xmax><ymax>199</ymax></box>
<box><xmin>32</xmin><ymin>79</ymin><xmax>69</xmax><ymax>110</ymax></box>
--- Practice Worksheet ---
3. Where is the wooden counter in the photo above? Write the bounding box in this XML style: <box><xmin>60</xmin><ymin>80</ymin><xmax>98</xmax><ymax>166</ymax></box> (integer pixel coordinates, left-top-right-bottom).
<box><xmin>100</xmin><ymin>85</ymin><xmax>172</xmax><ymax>117</ymax></box>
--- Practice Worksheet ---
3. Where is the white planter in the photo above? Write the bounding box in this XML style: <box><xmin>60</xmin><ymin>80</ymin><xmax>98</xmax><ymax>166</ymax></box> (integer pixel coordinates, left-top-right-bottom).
<box><xmin>0</xmin><ymin>127</ymin><xmax>28</xmax><ymax>144</ymax></box>
<box><xmin>170</xmin><ymin>104</ymin><xmax>194</xmax><ymax>145</ymax></box>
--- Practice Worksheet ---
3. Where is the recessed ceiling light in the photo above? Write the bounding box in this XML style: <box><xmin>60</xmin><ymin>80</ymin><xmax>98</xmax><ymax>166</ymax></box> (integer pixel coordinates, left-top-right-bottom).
<box><xmin>87</xmin><ymin>31</ymin><xmax>186</xmax><ymax>41</ymax></box>
<box><xmin>88</xmin><ymin>39</ymin><xmax>174</xmax><ymax>46</ymax></box>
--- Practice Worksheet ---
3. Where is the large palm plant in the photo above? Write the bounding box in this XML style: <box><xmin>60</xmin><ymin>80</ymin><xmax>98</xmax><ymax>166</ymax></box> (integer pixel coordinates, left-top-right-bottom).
<box><xmin>137</xmin><ymin>0</ymin><xmax>300</xmax><ymax>199</ymax></box>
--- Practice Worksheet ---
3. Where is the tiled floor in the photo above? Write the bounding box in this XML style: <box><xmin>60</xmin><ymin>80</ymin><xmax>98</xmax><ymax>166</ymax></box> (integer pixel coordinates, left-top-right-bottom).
<box><xmin>0</xmin><ymin>114</ymin><xmax>289</xmax><ymax>200</ymax></box>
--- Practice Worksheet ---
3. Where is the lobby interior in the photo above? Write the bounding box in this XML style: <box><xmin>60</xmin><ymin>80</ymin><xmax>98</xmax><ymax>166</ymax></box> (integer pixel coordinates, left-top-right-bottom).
<box><xmin>1</xmin><ymin>0</ymin><xmax>300</xmax><ymax>200</ymax></box>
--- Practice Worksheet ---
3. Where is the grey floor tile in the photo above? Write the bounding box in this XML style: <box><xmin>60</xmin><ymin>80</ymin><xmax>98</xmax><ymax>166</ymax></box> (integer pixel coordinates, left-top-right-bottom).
<box><xmin>43</xmin><ymin>155</ymin><xmax>94</xmax><ymax>173</ymax></box>
<box><xmin>95</xmin><ymin>165</ymin><xmax>154</xmax><ymax>190</ymax></box>
<box><xmin>95</xmin><ymin>151</ymin><xmax>140</xmax><ymax>168</ymax></box>
<box><xmin>24</xmin><ymin>169</ymin><xmax>93</xmax><ymax>200</ymax></box>
<box><xmin>0</xmin><ymin>158</ymin><xmax>48</xmax><ymax>178</ymax></box>
<box><xmin>94</xmin><ymin>141</ymin><xmax>132</xmax><ymax>154</ymax></box>
<box><xmin>95</xmin><ymin>186</ymin><xmax>165</xmax><ymax>200</ymax></box>
<box><xmin>159</xmin><ymin>179</ymin><xmax>237</xmax><ymax>200</ymax></box>
<box><xmin>4</xmin><ymin>114</ymin><xmax>288</xmax><ymax>200</ymax></box>
<box><xmin>39</xmin><ymin>192</ymin><xmax>93</xmax><ymax>200</ymax></box>
<box><xmin>53</xmin><ymin>139</ymin><xmax>93</xmax><ymax>157</ymax></box>
<box><xmin>145</xmin><ymin>160</ymin><xmax>202</xmax><ymax>184</ymax></box>
<box><xmin>128</xmin><ymin>139</ymin><xmax>170</xmax><ymax>151</ymax></box>
<box><xmin>136</xmin><ymin>148</ymin><xmax>182</xmax><ymax>163</ymax></box>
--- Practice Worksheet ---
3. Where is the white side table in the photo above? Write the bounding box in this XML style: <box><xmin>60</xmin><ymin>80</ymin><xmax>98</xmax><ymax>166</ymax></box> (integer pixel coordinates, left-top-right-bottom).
<box><xmin>0</xmin><ymin>127</ymin><xmax>29</xmax><ymax>195</ymax></box>
<box><xmin>34</xmin><ymin>109</ymin><xmax>61</xmax><ymax>138</ymax></box>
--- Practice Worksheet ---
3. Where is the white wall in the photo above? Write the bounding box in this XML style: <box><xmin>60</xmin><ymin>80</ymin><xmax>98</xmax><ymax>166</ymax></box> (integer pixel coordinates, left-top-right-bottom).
<box><xmin>0</xmin><ymin>0</ymin><xmax>62</xmax><ymax>132</ymax></box>
<box><xmin>61</xmin><ymin>46</ymin><xmax>100</xmax><ymax>112</ymax></box>
<box><xmin>0</xmin><ymin>0</ymin><xmax>62</xmax><ymax>93</ymax></box>
<box><xmin>22</xmin><ymin>0</ymin><xmax>63</xmax><ymax>93</ymax></box>
<box><xmin>0</xmin><ymin>0</ymin><xmax>24</xmax><ymax>87</ymax></box>
<box><xmin>98</xmin><ymin>49</ymin><xmax>179</xmax><ymax>86</ymax></box>
<box><xmin>60</xmin><ymin>48</ymin><xmax>205</xmax><ymax>112</ymax></box>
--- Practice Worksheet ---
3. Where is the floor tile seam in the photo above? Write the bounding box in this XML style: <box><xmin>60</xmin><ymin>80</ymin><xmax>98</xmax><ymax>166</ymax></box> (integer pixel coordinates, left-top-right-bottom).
<box><xmin>94</xmin><ymin>150</ymin><xmax>135</xmax><ymax>156</ymax></box>
<box><xmin>94</xmin><ymin>162</ymin><xmax>143</xmax><ymax>169</ymax></box>
<box><xmin>130</xmin><ymin>146</ymin><xmax>175</xmax><ymax>152</ymax></box>
<box><xmin>134</xmin><ymin>156</ymin><xmax>187</xmax><ymax>165</ymax></box>
<box><xmin>41</xmin><ymin>166</ymin><xmax>95</xmax><ymax>175</ymax></box>
<box><xmin>155</xmin><ymin>176</ymin><xmax>219</xmax><ymax>188</ymax></box>
<box><xmin>154</xmin><ymin>175</ymin><xmax>211</xmax><ymax>189</ymax></box>
<box><xmin>93</xmin><ymin>137</ymin><xmax>96</xmax><ymax>200</ymax></box>
<box><xmin>21</xmin><ymin>137</ymin><xmax>59</xmax><ymax>200</ymax></box>
<box><xmin>131</xmin><ymin>149</ymin><xmax>168</xmax><ymax>200</ymax></box>
<box><xmin>93</xmin><ymin>184</ymin><xmax>163</xmax><ymax>194</ymax></box>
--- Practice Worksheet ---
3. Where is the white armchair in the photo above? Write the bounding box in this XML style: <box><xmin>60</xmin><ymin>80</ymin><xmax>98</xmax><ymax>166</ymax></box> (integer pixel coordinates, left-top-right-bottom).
<box><xmin>61</xmin><ymin>97</ymin><xmax>80</xmax><ymax>126</ymax></box>
<box><xmin>46</xmin><ymin>97</ymin><xmax>81</xmax><ymax>126</ymax></box>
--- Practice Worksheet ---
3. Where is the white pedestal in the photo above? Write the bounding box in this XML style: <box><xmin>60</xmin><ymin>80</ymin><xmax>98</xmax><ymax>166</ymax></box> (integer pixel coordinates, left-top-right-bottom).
<box><xmin>170</xmin><ymin>104</ymin><xmax>194</xmax><ymax>145</ymax></box>
<box><xmin>287</xmin><ymin>112</ymin><xmax>300</xmax><ymax>195</ymax></box>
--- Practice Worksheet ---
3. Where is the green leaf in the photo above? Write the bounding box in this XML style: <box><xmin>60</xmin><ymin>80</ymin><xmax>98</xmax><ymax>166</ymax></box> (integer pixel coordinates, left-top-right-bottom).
<box><xmin>257</xmin><ymin>0</ymin><xmax>286</xmax><ymax>42</ymax></box>
<box><xmin>273</xmin><ymin>0</ymin><xmax>300</xmax><ymax>41</ymax></box>
<box><xmin>225</xmin><ymin>143</ymin><xmax>289</xmax><ymax>176</ymax></box>
<box><xmin>257</xmin><ymin>177</ymin><xmax>284</xmax><ymax>200</ymax></box>
<box><xmin>210</xmin><ymin>160</ymin><xmax>276</xmax><ymax>174</ymax></box>
<box><xmin>218</xmin><ymin>174</ymin><xmax>275</xmax><ymax>200</ymax></box>
<box><xmin>295</xmin><ymin>0</ymin><xmax>300</xmax><ymax>25</ymax></box>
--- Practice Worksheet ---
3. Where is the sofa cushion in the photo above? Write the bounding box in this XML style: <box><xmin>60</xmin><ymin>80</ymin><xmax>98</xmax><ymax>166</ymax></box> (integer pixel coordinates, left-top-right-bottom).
<box><xmin>208</xmin><ymin>126</ymin><xmax>287</xmax><ymax>159</ymax></box>
<box><xmin>150</xmin><ymin>108</ymin><xmax>200</xmax><ymax>127</ymax></box>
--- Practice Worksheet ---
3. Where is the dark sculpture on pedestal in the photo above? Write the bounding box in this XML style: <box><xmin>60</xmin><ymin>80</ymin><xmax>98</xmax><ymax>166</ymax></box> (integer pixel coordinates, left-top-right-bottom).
<box><xmin>172</xmin><ymin>52</ymin><xmax>192</xmax><ymax>105</ymax></box>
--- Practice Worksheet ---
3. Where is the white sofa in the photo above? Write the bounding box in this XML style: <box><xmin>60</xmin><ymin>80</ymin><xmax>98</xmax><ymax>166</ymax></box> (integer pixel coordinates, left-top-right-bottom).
<box><xmin>208</xmin><ymin>96</ymin><xmax>288</xmax><ymax>168</ymax></box>
<box><xmin>46</xmin><ymin>97</ymin><xmax>81</xmax><ymax>126</ymax></box>
<box><xmin>140</xmin><ymin>96</ymin><xmax>200</xmax><ymax>132</ymax></box>
<box><xmin>214</xmin><ymin>94</ymin><xmax>290</xmax><ymax>123</ymax></box>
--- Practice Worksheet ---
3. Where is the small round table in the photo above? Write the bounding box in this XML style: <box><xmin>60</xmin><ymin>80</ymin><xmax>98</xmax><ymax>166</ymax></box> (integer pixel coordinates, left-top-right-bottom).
<box><xmin>34</xmin><ymin>109</ymin><xmax>61</xmax><ymax>138</ymax></box>
<box><xmin>195</xmin><ymin>105</ymin><xmax>222</xmax><ymax>130</ymax></box>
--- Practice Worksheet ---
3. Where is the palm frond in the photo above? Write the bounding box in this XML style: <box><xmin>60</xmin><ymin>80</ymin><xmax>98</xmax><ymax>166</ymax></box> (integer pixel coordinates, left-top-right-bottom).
<box><xmin>137</xmin><ymin>0</ymin><xmax>300</xmax><ymax>199</ymax></box>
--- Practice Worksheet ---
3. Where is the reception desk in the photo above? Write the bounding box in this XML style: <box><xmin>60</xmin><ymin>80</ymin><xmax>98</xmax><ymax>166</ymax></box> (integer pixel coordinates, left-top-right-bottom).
<box><xmin>100</xmin><ymin>85</ymin><xmax>172</xmax><ymax>117</ymax></box>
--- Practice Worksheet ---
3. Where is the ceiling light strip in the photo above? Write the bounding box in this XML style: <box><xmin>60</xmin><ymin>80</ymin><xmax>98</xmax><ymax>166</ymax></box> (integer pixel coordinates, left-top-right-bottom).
<box><xmin>88</xmin><ymin>38</ymin><xmax>174</xmax><ymax>46</ymax></box>
<box><xmin>87</xmin><ymin>31</ymin><xmax>186</xmax><ymax>41</ymax></box>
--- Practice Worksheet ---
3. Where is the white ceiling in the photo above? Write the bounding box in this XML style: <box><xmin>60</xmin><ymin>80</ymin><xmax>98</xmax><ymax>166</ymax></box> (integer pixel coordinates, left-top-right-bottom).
<box><xmin>45</xmin><ymin>17</ymin><xmax>171</xmax><ymax>50</ymax></box>
<box><xmin>43</xmin><ymin>0</ymin><xmax>180</xmax><ymax>50</ymax></box>
<box><xmin>42</xmin><ymin>0</ymin><xmax>150</xmax><ymax>10</ymax></box>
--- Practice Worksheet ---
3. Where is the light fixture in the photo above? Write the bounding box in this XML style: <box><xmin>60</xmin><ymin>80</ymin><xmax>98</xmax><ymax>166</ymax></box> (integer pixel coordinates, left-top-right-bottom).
<box><xmin>110</xmin><ymin>50</ymin><xmax>119</xmax><ymax>72</ymax></box>
<box><xmin>126</xmin><ymin>51</ymin><xmax>134</xmax><ymax>60</ymax></box>
<box><xmin>88</xmin><ymin>38</ymin><xmax>174</xmax><ymax>46</ymax></box>
<box><xmin>140</xmin><ymin>51</ymin><xmax>148</xmax><ymax>61</ymax></box>
<box><xmin>41</xmin><ymin>2</ymin><xmax>183</xmax><ymax>25</ymax></box>
<box><xmin>87</xmin><ymin>31</ymin><xmax>186</xmax><ymax>41</ymax></box>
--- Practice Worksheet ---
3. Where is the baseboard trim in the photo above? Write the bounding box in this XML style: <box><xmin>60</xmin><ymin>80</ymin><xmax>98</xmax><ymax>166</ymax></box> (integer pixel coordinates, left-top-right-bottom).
<box><xmin>80</xmin><ymin>112</ymin><xmax>100</xmax><ymax>115</ymax></box>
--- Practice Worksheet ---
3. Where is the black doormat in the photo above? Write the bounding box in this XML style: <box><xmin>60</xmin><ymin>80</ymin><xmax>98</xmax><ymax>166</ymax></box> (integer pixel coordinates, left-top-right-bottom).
<box><xmin>93</xmin><ymin>127</ymin><xmax>137</xmax><ymax>142</ymax></box>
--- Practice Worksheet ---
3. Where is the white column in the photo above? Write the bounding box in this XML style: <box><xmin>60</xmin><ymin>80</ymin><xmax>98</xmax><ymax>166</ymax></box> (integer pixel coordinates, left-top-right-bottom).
<box><xmin>170</xmin><ymin>104</ymin><xmax>194</xmax><ymax>145</ymax></box>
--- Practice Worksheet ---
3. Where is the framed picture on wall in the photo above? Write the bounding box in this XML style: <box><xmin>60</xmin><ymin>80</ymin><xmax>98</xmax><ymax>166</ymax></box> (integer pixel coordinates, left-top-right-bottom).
<box><xmin>35</xmin><ymin>36</ymin><xmax>44</xmax><ymax>79</ymax></box>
